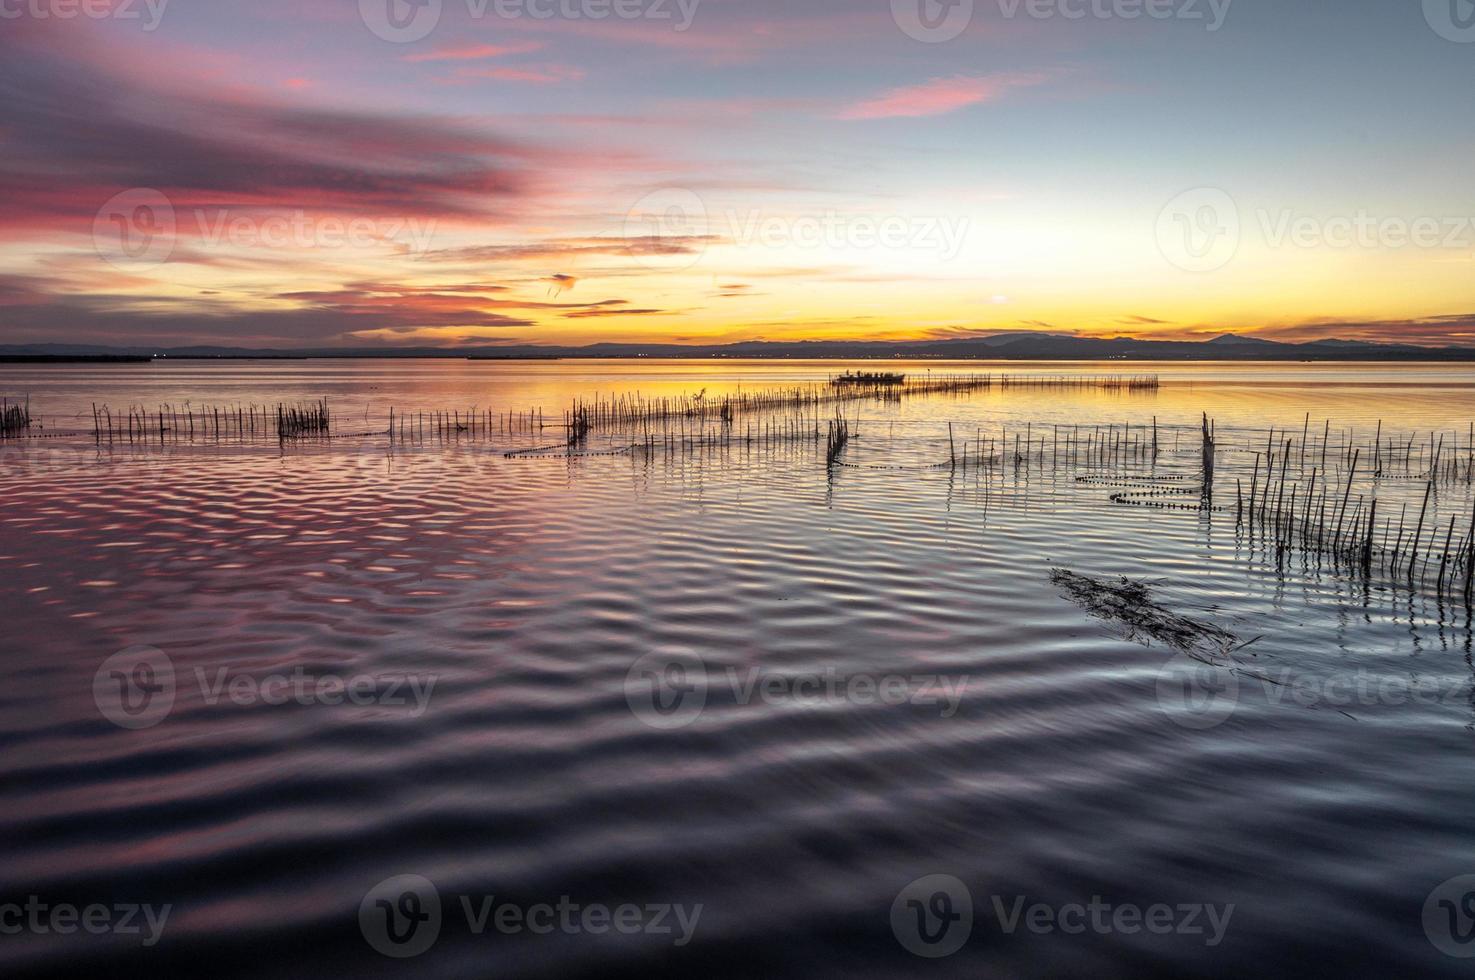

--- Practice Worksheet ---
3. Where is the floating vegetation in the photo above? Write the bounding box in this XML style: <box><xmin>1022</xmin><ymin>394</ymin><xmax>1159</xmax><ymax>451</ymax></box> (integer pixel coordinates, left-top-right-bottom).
<box><xmin>1</xmin><ymin>397</ymin><xmax>30</xmax><ymax>438</ymax></box>
<box><xmin>1050</xmin><ymin>568</ymin><xmax>1246</xmax><ymax>659</ymax></box>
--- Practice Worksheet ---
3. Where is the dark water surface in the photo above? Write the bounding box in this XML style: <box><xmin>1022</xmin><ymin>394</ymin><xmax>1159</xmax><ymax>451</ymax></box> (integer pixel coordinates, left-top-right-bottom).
<box><xmin>2</xmin><ymin>360</ymin><xmax>1473</xmax><ymax>977</ymax></box>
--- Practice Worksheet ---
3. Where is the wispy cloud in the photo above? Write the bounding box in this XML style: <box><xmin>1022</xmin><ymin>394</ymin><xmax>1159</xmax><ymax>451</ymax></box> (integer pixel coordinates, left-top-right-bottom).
<box><xmin>0</xmin><ymin>22</ymin><xmax>547</xmax><ymax>237</ymax></box>
<box><xmin>563</xmin><ymin>306</ymin><xmax>670</xmax><ymax>318</ymax></box>
<box><xmin>422</xmin><ymin>236</ymin><xmax>723</xmax><ymax>262</ymax></box>
<box><xmin>403</xmin><ymin>41</ymin><xmax>545</xmax><ymax>62</ymax></box>
<box><xmin>448</xmin><ymin>65</ymin><xmax>587</xmax><ymax>85</ymax></box>
<box><xmin>837</xmin><ymin>73</ymin><xmax>1046</xmax><ymax>120</ymax></box>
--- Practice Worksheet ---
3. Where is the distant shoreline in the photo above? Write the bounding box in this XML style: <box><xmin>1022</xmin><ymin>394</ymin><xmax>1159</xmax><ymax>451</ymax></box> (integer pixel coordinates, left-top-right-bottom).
<box><xmin>6</xmin><ymin>333</ymin><xmax>1475</xmax><ymax>363</ymax></box>
<box><xmin>0</xmin><ymin>355</ymin><xmax>153</xmax><ymax>364</ymax></box>
<box><xmin>6</xmin><ymin>353</ymin><xmax>1475</xmax><ymax>364</ymax></box>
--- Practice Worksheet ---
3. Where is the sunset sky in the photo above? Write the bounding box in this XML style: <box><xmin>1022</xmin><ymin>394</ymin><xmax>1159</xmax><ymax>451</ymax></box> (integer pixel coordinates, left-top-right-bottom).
<box><xmin>1</xmin><ymin>0</ymin><xmax>1473</xmax><ymax>349</ymax></box>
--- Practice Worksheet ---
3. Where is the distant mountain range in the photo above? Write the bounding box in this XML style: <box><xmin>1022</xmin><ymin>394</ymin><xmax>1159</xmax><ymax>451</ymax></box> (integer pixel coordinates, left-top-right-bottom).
<box><xmin>0</xmin><ymin>332</ymin><xmax>1465</xmax><ymax>361</ymax></box>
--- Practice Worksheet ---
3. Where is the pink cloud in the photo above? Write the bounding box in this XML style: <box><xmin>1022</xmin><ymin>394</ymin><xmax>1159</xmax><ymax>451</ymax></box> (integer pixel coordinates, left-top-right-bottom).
<box><xmin>403</xmin><ymin>41</ymin><xmax>545</xmax><ymax>62</ymax></box>
<box><xmin>451</xmin><ymin>65</ymin><xmax>587</xmax><ymax>84</ymax></box>
<box><xmin>482</xmin><ymin>13</ymin><xmax>886</xmax><ymax>67</ymax></box>
<box><xmin>0</xmin><ymin>20</ymin><xmax>560</xmax><ymax>240</ymax></box>
<box><xmin>837</xmin><ymin>73</ymin><xmax>1045</xmax><ymax>120</ymax></box>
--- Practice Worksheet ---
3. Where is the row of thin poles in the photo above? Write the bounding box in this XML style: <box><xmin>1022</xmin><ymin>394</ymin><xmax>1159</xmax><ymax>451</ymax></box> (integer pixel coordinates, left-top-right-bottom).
<box><xmin>569</xmin><ymin>374</ymin><xmax>1159</xmax><ymax>433</ymax></box>
<box><xmin>41</xmin><ymin>384</ymin><xmax>1475</xmax><ymax>602</ymax></box>
<box><xmin>0</xmin><ymin>396</ymin><xmax>29</xmax><ymax>437</ymax></box>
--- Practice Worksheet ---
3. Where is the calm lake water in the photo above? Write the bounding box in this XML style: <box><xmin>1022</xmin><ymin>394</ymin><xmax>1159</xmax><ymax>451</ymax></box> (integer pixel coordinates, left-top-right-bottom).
<box><xmin>2</xmin><ymin>360</ymin><xmax>1473</xmax><ymax>977</ymax></box>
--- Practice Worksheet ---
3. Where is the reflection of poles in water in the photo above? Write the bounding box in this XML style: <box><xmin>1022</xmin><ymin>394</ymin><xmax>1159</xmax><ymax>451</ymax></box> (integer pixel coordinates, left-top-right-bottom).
<box><xmin>1334</xmin><ymin>449</ymin><xmax>1359</xmax><ymax>547</ymax></box>
<box><xmin>1201</xmin><ymin>413</ymin><xmax>1215</xmax><ymax>503</ymax></box>
<box><xmin>1464</xmin><ymin>495</ymin><xmax>1475</xmax><ymax>603</ymax></box>
<box><xmin>825</xmin><ymin>412</ymin><xmax>850</xmax><ymax>468</ymax></box>
<box><xmin>1409</xmin><ymin>470</ymin><xmax>1433</xmax><ymax>580</ymax></box>
<box><xmin>1363</xmin><ymin>499</ymin><xmax>1377</xmax><ymax>575</ymax></box>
